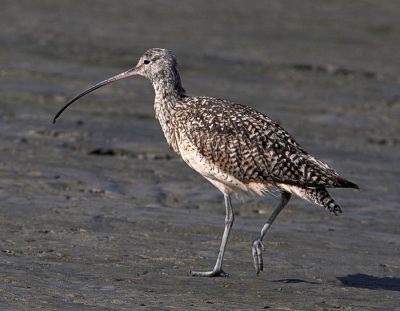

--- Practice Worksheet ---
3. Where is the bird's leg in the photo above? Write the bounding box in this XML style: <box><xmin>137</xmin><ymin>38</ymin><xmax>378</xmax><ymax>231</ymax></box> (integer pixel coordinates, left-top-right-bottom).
<box><xmin>191</xmin><ymin>194</ymin><xmax>234</xmax><ymax>277</ymax></box>
<box><xmin>252</xmin><ymin>191</ymin><xmax>291</xmax><ymax>275</ymax></box>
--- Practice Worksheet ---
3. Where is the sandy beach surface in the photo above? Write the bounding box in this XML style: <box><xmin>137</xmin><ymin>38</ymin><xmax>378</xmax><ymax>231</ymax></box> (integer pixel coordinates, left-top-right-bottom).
<box><xmin>1</xmin><ymin>1</ymin><xmax>399</xmax><ymax>310</ymax></box>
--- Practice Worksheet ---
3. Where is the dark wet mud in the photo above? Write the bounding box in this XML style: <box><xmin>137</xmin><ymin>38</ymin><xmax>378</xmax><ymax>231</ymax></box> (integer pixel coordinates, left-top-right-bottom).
<box><xmin>0</xmin><ymin>1</ymin><xmax>399</xmax><ymax>310</ymax></box>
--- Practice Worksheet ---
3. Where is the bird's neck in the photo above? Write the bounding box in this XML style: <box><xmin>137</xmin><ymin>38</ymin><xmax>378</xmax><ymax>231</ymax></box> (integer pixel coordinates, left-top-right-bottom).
<box><xmin>151</xmin><ymin>67</ymin><xmax>186</xmax><ymax>104</ymax></box>
<box><xmin>152</xmin><ymin>67</ymin><xmax>186</xmax><ymax>153</ymax></box>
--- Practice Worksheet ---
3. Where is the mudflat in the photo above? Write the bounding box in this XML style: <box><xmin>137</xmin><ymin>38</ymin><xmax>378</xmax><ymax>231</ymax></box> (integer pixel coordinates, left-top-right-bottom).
<box><xmin>0</xmin><ymin>1</ymin><xmax>399</xmax><ymax>310</ymax></box>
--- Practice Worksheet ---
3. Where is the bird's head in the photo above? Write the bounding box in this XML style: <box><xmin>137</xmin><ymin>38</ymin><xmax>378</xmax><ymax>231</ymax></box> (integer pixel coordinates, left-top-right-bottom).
<box><xmin>52</xmin><ymin>48</ymin><xmax>181</xmax><ymax>124</ymax></box>
<box><xmin>135</xmin><ymin>48</ymin><xmax>178</xmax><ymax>81</ymax></box>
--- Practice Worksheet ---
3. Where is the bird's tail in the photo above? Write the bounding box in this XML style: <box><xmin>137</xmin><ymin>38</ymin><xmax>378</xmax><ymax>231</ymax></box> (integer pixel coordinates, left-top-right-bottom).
<box><xmin>278</xmin><ymin>184</ymin><xmax>343</xmax><ymax>215</ymax></box>
<box><xmin>303</xmin><ymin>187</ymin><xmax>342</xmax><ymax>215</ymax></box>
<box><xmin>334</xmin><ymin>177</ymin><xmax>359</xmax><ymax>189</ymax></box>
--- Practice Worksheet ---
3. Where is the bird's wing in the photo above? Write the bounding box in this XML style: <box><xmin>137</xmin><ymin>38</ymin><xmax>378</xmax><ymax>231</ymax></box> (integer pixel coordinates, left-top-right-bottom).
<box><xmin>175</xmin><ymin>97</ymin><xmax>348</xmax><ymax>188</ymax></box>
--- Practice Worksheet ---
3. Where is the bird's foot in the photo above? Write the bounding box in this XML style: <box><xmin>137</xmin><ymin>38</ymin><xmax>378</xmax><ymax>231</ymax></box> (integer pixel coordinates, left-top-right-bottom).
<box><xmin>252</xmin><ymin>239</ymin><xmax>265</xmax><ymax>274</ymax></box>
<box><xmin>190</xmin><ymin>268</ymin><xmax>229</xmax><ymax>277</ymax></box>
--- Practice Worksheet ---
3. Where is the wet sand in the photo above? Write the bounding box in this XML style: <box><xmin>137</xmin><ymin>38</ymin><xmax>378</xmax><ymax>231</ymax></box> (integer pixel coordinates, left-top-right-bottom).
<box><xmin>0</xmin><ymin>1</ymin><xmax>399</xmax><ymax>310</ymax></box>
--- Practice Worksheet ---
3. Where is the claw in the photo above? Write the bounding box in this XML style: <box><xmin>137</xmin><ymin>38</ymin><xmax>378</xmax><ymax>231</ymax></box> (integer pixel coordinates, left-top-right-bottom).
<box><xmin>190</xmin><ymin>269</ymin><xmax>229</xmax><ymax>277</ymax></box>
<box><xmin>252</xmin><ymin>239</ymin><xmax>264</xmax><ymax>274</ymax></box>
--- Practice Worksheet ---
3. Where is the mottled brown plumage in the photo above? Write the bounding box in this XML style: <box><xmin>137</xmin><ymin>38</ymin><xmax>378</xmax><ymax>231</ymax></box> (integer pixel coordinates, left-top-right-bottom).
<box><xmin>54</xmin><ymin>48</ymin><xmax>358</xmax><ymax>277</ymax></box>
<box><xmin>174</xmin><ymin>97</ymin><xmax>355</xmax><ymax>189</ymax></box>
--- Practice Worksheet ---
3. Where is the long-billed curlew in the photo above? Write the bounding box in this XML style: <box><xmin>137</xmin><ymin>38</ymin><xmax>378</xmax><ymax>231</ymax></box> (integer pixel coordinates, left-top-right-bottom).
<box><xmin>53</xmin><ymin>48</ymin><xmax>359</xmax><ymax>277</ymax></box>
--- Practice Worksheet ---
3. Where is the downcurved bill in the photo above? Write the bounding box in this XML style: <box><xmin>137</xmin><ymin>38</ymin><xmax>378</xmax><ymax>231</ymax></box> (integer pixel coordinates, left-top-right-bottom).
<box><xmin>52</xmin><ymin>67</ymin><xmax>139</xmax><ymax>124</ymax></box>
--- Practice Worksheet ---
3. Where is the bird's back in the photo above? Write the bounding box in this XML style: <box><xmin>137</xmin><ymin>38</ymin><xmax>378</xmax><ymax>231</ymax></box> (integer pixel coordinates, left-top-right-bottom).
<box><xmin>171</xmin><ymin>96</ymin><xmax>357</xmax><ymax>192</ymax></box>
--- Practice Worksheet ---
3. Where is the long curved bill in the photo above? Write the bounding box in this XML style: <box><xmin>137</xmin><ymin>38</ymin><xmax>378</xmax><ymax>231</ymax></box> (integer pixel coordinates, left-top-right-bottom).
<box><xmin>52</xmin><ymin>67</ymin><xmax>139</xmax><ymax>124</ymax></box>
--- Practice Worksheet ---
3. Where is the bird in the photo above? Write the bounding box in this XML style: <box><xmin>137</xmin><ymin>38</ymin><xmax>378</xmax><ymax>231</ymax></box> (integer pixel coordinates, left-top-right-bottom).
<box><xmin>53</xmin><ymin>48</ymin><xmax>359</xmax><ymax>277</ymax></box>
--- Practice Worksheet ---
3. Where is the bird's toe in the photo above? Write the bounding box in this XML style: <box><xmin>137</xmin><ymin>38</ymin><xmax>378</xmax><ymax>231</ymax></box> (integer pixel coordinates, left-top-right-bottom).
<box><xmin>252</xmin><ymin>239</ymin><xmax>264</xmax><ymax>274</ymax></box>
<box><xmin>190</xmin><ymin>269</ymin><xmax>229</xmax><ymax>277</ymax></box>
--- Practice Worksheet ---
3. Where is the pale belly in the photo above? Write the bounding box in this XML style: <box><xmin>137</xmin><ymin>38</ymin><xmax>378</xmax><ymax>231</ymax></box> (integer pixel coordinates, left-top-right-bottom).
<box><xmin>177</xmin><ymin>137</ymin><xmax>278</xmax><ymax>196</ymax></box>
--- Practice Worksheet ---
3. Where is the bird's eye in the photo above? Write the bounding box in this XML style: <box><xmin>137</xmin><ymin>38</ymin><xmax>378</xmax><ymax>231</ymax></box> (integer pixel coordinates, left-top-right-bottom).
<box><xmin>143</xmin><ymin>60</ymin><xmax>151</xmax><ymax>65</ymax></box>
